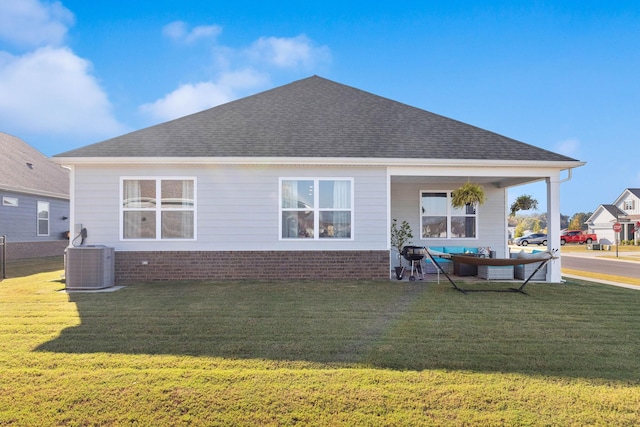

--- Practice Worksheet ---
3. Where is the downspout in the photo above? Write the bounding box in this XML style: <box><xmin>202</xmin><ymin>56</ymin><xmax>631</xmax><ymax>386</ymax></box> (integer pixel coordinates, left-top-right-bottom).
<box><xmin>559</xmin><ymin>168</ymin><xmax>573</xmax><ymax>184</ymax></box>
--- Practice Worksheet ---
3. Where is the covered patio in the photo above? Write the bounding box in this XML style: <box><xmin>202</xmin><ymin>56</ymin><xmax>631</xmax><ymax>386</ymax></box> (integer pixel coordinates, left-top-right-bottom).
<box><xmin>387</xmin><ymin>163</ymin><xmax>580</xmax><ymax>283</ymax></box>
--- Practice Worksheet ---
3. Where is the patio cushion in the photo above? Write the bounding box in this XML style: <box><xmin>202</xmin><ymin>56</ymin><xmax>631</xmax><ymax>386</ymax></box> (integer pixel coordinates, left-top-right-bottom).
<box><xmin>442</xmin><ymin>246</ymin><xmax>463</xmax><ymax>254</ymax></box>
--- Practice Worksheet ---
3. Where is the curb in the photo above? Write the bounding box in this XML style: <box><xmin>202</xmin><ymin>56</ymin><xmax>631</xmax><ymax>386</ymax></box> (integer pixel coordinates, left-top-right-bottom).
<box><xmin>562</xmin><ymin>274</ymin><xmax>640</xmax><ymax>291</ymax></box>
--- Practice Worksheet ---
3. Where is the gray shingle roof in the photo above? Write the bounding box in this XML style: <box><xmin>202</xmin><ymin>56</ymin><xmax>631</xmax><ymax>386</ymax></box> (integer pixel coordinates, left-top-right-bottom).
<box><xmin>55</xmin><ymin>76</ymin><xmax>577</xmax><ymax>162</ymax></box>
<box><xmin>627</xmin><ymin>189</ymin><xmax>640</xmax><ymax>199</ymax></box>
<box><xmin>0</xmin><ymin>132</ymin><xmax>69</xmax><ymax>198</ymax></box>
<box><xmin>602</xmin><ymin>204</ymin><xmax>626</xmax><ymax>217</ymax></box>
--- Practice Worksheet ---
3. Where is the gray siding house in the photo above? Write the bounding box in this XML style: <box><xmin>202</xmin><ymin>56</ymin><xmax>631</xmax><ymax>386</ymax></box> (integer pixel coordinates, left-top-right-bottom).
<box><xmin>53</xmin><ymin>76</ymin><xmax>584</xmax><ymax>283</ymax></box>
<box><xmin>0</xmin><ymin>132</ymin><xmax>69</xmax><ymax>259</ymax></box>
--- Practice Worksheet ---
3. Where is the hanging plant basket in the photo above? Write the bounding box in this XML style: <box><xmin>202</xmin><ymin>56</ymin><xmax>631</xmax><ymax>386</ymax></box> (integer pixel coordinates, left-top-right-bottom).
<box><xmin>451</xmin><ymin>182</ymin><xmax>486</xmax><ymax>209</ymax></box>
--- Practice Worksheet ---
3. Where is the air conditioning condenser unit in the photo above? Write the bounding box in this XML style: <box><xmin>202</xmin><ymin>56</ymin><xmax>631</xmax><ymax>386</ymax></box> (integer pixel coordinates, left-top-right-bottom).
<box><xmin>65</xmin><ymin>246</ymin><xmax>115</xmax><ymax>290</ymax></box>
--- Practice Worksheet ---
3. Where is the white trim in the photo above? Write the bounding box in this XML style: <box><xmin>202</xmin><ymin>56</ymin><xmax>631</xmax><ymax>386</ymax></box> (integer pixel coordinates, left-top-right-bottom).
<box><xmin>0</xmin><ymin>184</ymin><xmax>68</xmax><ymax>200</ymax></box>
<box><xmin>53</xmin><ymin>156</ymin><xmax>585</xmax><ymax>169</ymax></box>
<box><xmin>386</xmin><ymin>172</ymin><xmax>392</xmax><ymax>250</ymax></box>
<box><xmin>278</xmin><ymin>177</ymin><xmax>354</xmax><ymax>241</ymax></box>
<box><xmin>119</xmin><ymin>176</ymin><xmax>197</xmax><ymax>241</ymax></box>
<box><xmin>419</xmin><ymin>190</ymin><xmax>479</xmax><ymax>240</ymax></box>
<box><xmin>2</xmin><ymin>196</ymin><xmax>18</xmax><ymax>207</ymax></box>
<box><xmin>36</xmin><ymin>200</ymin><xmax>50</xmax><ymax>236</ymax></box>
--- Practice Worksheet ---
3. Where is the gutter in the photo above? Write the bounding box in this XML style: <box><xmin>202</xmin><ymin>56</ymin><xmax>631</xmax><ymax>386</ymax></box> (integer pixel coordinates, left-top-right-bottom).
<box><xmin>0</xmin><ymin>184</ymin><xmax>69</xmax><ymax>200</ymax></box>
<box><xmin>559</xmin><ymin>168</ymin><xmax>574</xmax><ymax>183</ymax></box>
<box><xmin>50</xmin><ymin>156</ymin><xmax>586</xmax><ymax>169</ymax></box>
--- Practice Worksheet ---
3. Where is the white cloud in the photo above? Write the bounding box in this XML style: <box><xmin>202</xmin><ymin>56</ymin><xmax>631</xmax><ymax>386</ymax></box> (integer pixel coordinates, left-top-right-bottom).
<box><xmin>0</xmin><ymin>46</ymin><xmax>125</xmax><ymax>137</ymax></box>
<box><xmin>0</xmin><ymin>0</ymin><xmax>74</xmax><ymax>48</ymax></box>
<box><xmin>0</xmin><ymin>1</ymin><xmax>124</xmax><ymax>144</ymax></box>
<box><xmin>248</xmin><ymin>35</ymin><xmax>331</xmax><ymax>68</ymax></box>
<box><xmin>141</xmin><ymin>29</ymin><xmax>331</xmax><ymax>121</ymax></box>
<box><xmin>555</xmin><ymin>138</ymin><xmax>580</xmax><ymax>158</ymax></box>
<box><xmin>162</xmin><ymin>21</ymin><xmax>222</xmax><ymax>44</ymax></box>
<box><xmin>139</xmin><ymin>69</ymin><xmax>269</xmax><ymax>121</ymax></box>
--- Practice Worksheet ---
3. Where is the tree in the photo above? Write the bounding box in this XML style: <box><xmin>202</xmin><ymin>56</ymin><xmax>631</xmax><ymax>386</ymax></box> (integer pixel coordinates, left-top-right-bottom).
<box><xmin>532</xmin><ymin>220</ymin><xmax>542</xmax><ymax>233</ymax></box>
<box><xmin>514</xmin><ymin>221</ymin><xmax>527</xmax><ymax>238</ymax></box>
<box><xmin>568</xmin><ymin>212</ymin><xmax>592</xmax><ymax>230</ymax></box>
<box><xmin>390</xmin><ymin>219</ymin><xmax>413</xmax><ymax>267</ymax></box>
<box><xmin>509</xmin><ymin>195</ymin><xmax>538</xmax><ymax>217</ymax></box>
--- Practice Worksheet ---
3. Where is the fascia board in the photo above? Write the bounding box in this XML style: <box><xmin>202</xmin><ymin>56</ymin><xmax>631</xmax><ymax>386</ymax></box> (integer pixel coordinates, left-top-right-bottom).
<box><xmin>0</xmin><ymin>184</ymin><xmax>69</xmax><ymax>200</ymax></box>
<box><xmin>51</xmin><ymin>156</ymin><xmax>586</xmax><ymax>170</ymax></box>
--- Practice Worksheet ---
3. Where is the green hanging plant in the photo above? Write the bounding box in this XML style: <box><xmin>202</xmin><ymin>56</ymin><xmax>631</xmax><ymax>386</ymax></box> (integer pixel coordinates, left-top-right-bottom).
<box><xmin>451</xmin><ymin>182</ymin><xmax>486</xmax><ymax>209</ymax></box>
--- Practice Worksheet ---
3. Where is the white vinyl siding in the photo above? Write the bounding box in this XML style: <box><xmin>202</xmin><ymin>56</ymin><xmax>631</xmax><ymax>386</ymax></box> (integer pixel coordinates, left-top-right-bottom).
<box><xmin>71</xmin><ymin>165</ymin><xmax>387</xmax><ymax>251</ymax></box>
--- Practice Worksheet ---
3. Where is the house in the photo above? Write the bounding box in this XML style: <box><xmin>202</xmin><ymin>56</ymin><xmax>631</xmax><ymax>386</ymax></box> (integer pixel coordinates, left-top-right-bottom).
<box><xmin>0</xmin><ymin>132</ymin><xmax>69</xmax><ymax>259</ymax></box>
<box><xmin>52</xmin><ymin>76</ymin><xmax>584</xmax><ymax>283</ymax></box>
<box><xmin>586</xmin><ymin>189</ymin><xmax>640</xmax><ymax>244</ymax></box>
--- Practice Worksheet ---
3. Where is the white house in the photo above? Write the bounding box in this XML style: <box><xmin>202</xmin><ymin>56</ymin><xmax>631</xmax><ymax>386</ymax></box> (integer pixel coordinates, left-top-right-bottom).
<box><xmin>52</xmin><ymin>76</ymin><xmax>584</xmax><ymax>284</ymax></box>
<box><xmin>586</xmin><ymin>188</ymin><xmax>640</xmax><ymax>244</ymax></box>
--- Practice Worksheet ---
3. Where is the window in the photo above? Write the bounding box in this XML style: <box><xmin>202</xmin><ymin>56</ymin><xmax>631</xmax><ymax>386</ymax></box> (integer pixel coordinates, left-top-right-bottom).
<box><xmin>421</xmin><ymin>191</ymin><xmax>477</xmax><ymax>239</ymax></box>
<box><xmin>121</xmin><ymin>178</ymin><xmax>195</xmax><ymax>240</ymax></box>
<box><xmin>2</xmin><ymin>197</ymin><xmax>18</xmax><ymax>207</ymax></box>
<box><xmin>623</xmin><ymin>200</ymin><xmax>634</xmax><ymax>210</ymax></box>
<box><xmin>37</xmin><ymin>201</ymin><xmax>50</xmax><ymax>236</ymax></box>
<box><xmin>280</xmin><ymin>178</ymin><xmax>353</xmax><ymax>239</ymax></box>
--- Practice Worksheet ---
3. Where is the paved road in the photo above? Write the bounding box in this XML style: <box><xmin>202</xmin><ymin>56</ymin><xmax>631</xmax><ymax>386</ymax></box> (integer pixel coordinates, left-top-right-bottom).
<box><xmin>561</xmin><ymin>254</ymin><xmax>640</xmax><ymax>279</ymax></box>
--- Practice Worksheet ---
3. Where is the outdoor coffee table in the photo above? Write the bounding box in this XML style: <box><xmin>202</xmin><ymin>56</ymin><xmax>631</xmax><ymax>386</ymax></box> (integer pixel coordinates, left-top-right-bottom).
<box><xmin>452</xmin><ymin>253</ymin><xmax>484</xmax><ymax>276</ymax></box>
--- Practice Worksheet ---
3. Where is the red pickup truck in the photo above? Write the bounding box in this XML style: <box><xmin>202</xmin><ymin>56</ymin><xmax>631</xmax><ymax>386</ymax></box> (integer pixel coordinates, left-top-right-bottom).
<box><xmin>560</xmin><ymin>230</ymin><xmax>597</xmax><ymax>245</ymax></box>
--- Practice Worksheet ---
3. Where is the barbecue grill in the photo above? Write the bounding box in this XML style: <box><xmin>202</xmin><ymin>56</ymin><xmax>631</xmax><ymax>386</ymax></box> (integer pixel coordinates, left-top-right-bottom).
<box><xmin>401</xmin><ymin>245</ymin><xmax>426</xmax><ymax>281</ymax></box>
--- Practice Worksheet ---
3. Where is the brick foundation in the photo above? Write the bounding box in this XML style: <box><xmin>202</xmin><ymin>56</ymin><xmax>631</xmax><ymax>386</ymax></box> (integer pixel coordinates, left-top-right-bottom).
<box><xmin>115</xmin><ymin>250</ymin><xmax>390</xmax><ymax>284</ymax></box>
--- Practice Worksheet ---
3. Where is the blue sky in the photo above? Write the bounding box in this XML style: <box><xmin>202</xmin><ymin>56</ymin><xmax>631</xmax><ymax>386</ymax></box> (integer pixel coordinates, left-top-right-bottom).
<box><xmin>1</xmin><ymin>1</ymin><xmax>639</xmax><ymax>215</ymax></box>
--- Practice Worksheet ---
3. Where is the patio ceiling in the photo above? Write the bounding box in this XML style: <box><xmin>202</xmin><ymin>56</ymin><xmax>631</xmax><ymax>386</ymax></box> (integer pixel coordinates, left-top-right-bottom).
<box><xmin>390</xmin><ymin>175</ymin><xmax>544</xmax><ymax>189</ymax></box>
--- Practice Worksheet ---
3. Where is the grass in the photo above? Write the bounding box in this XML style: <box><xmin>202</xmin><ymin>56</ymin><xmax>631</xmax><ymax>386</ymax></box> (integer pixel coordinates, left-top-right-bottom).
<box><xmin>563</xmin><ymin>268</ymin><xmax>640</xmax><ymax>286</ymax></box>
<box><xmin>1</xmin><ymin>258</ymin><xmax>640</xmax><ymax>425</ymax></box>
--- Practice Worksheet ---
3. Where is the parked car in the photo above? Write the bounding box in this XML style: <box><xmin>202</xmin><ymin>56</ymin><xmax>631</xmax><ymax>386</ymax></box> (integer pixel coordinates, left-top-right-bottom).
<box><xmin>560</xmin><ymin>230</ymin><xmax>597</xmax><ymax>245</ymax></box>
<box><xmin>514</xmin><ymin>233</ymin><xmax>548</xmax><ymax>246</ymax></box>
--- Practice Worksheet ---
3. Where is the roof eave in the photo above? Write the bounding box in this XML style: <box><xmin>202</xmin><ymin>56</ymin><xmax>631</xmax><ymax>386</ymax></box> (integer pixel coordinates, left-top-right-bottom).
<box><xmin>0</xmin><ymin>184</ymin><xmax>69</xmax><ymax>200</ymax></box>
<box><xmin>51</xmin><ymin>156</ymin><xmax>586</xmax><ymax>169</ymax></box>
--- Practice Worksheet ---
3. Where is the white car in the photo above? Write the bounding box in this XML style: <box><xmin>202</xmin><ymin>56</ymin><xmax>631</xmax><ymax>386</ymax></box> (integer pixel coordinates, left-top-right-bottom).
<box><xmin>514</xmin><ymin>233</ymin><xmax>548</xmax><ymax>246</ymax></box>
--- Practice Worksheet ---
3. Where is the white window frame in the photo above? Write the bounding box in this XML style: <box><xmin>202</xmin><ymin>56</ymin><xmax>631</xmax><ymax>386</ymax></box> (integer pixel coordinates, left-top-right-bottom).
<box><xmin>2</xmin><ymin>197</ymin><xmax>18</xmax><ymax>207</ymax></box>
<box><xmin>120</xmin><ymin>177</ymin><xmax>197</xmax><ymax>241</ymax></box>
<box><xmin>279</xmin><ymin>177</ymin><xmax>354</xmax><ymax>240</ymax></box>
<box><xmin>623</xmin><ymin>199</ymin><xmax>634</xmax><ymax>210</ymax></box>
<box><xmin>37</xmin><ymin>201</ymin><xmax>50</xmax><ymax>236</ymax></box>
<box><xmin>420</xmin><ymin>190</ymin><xmax>478</xmax><ymax>239</ymax></box>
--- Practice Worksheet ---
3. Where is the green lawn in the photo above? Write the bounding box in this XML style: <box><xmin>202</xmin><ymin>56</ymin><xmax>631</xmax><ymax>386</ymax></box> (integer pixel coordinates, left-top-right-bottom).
<box><xmin>1</xmin><ymin>257</ymin><xmax>640</xmax><ymax>425</ymax></box>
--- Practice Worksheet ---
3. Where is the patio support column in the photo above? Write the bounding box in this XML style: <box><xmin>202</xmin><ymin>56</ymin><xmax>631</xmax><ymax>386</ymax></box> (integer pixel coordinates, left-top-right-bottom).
<box><xmin>546</xmin><ymin>174</ymin><xmax>562</xmax><ymax>282</ymax></box>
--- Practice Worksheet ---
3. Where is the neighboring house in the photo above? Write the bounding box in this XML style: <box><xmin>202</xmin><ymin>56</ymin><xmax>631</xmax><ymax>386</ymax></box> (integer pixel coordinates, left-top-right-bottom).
<box><xmin>0</xmin><ymin>132</ymin><xmax>69</xmax><ymax>259</ymax></box>
<box><xmin>53</xmin><ymin>76</ymin><xmax>584</xmax><ymax>283</ymax></box>
<box><xmin>586</xmin><ymin>189</ymin><xmax>640</xmax><ymax>244</ymax></box>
